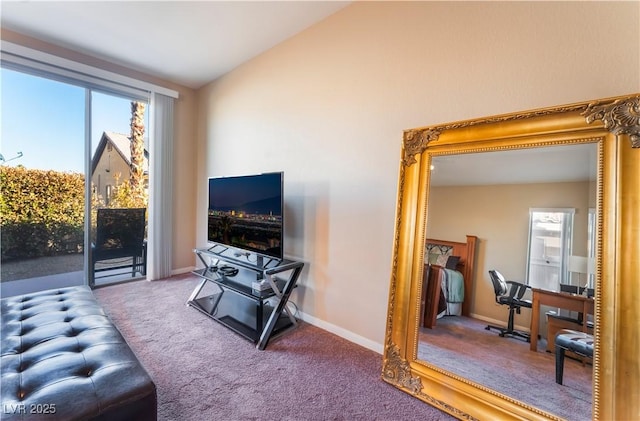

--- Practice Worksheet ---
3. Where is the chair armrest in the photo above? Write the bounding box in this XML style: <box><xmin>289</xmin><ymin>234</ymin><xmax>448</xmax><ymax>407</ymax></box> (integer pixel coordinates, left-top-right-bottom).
<box><xmin>506</xmin><ymin>280</ymin><xmax>530</xmax><ymax>299</ymax></box>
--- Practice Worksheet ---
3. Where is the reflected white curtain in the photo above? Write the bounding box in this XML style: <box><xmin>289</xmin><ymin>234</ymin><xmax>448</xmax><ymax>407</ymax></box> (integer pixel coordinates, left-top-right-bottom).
<box><xmin>147</xmin><ymin>93</ymin><xmax>174</xmax><ymax>280</ymax></box>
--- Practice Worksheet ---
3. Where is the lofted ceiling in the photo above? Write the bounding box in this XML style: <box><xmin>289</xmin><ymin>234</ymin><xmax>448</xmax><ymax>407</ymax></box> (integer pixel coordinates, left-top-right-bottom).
<box><xmin>0</xmin><ymin>1</ymin><xmax>350</xmax><ymax>89</ymax></box>
<box><xmin>1</xmin><ymin>2</ymin><xmax>598</xmax><ymax>185</ymax></box>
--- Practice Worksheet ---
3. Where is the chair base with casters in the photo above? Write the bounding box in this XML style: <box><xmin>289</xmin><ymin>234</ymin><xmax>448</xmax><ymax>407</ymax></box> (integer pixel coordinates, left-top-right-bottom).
<box><xmin>485</xmin><ymin>308</ymin><xmax>531</xmax><ymax>342</ymax></box>
<box><xmin>554</xmin><ymin>329</ymin><xmax>594</xmax><ymax>385</ymax></box>
<box><xmin>485</xmin><ymin>269</ymin><xmax>532</xmax><ymax>342</ymax></box>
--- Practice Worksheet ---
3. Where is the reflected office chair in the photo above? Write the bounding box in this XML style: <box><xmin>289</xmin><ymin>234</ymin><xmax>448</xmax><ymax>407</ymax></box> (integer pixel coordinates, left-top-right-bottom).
<box><xmin>485</xmin><ymin>269</ymin><xmax>532</xmax><ymax>342</ymax></box>
<box><xmin>92</xmin><ymin>208</ymin><xmax>147</xmax><ymax>282</ymax></box>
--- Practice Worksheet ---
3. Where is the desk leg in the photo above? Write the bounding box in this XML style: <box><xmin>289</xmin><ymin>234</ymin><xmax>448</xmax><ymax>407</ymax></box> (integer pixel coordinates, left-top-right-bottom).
<box><xmin>530</xmin><ymin>292</ymin><xmax>540</xmax><ymax>351</ymax></box>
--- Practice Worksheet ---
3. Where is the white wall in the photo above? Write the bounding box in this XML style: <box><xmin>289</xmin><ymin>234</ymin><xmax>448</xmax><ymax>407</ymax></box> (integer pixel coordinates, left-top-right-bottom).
<box><xmin>196</xmin><ymin>2</ymin><xmax>640</xmax><ymax>351</ymax></box>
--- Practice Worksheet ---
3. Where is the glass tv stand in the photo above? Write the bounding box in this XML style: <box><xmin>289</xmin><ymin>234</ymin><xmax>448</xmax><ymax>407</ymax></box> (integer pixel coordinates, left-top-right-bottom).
<box><xmin>187</xmin><ymin>246</ymin><xmax>304</xmax><ymax>350</ymax></box>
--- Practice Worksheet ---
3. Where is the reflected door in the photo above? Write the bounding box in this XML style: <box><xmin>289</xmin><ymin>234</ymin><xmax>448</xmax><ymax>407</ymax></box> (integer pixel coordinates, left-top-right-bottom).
<box><xmin>526</xmin><ymin>209</ymin><xmax>574</xmax><ymax>291</ymax></box>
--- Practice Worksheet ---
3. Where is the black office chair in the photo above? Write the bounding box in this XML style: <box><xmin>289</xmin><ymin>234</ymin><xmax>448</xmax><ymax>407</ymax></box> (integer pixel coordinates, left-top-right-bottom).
<box><xmin>485</xmin><ymin>269</ymin><xmax>532</xmax><ymax>342</ymax></box>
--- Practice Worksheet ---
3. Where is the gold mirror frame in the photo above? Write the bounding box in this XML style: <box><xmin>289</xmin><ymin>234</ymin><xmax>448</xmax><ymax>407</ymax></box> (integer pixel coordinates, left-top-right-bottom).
<box><xmin>383</xmin><ymin>94</ymin><xmax>640</xmax><ymax>420</ymax></box>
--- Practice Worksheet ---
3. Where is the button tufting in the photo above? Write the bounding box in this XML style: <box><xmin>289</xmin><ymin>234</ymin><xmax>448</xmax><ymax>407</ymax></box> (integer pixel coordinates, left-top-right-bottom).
<box><xmin>1</xmin><ymin>286</ymin><xmax>157</xmax><ymax>419</ymax></box>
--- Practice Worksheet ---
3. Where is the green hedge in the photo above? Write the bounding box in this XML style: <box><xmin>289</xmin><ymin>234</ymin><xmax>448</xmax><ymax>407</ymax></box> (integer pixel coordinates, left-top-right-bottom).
<box><xmin>0</xmin><ymin>166</ymin><xmax>85</xmax><ymax>260</ymax></box>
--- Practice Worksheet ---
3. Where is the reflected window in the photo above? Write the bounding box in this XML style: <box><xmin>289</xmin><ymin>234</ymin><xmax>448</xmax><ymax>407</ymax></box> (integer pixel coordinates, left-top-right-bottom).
<box><xmin>526</xmin><ymin>208</ymin><xmax>575</xmax><ymax>290</ymax></box>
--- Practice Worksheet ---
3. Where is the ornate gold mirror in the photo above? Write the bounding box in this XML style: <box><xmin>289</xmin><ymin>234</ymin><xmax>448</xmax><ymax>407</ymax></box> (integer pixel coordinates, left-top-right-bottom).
<box><xmin>383</xmin><ymin>94</ymin><xmax>639</xmax><ymax>420</ymax></box>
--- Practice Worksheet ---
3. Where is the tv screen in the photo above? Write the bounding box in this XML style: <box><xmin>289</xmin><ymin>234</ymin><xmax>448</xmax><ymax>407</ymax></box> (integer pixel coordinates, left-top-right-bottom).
<box><xmin>207</xmin><ymin>172</ymin><xmax>283</xmax><ymax>260</ymax></box>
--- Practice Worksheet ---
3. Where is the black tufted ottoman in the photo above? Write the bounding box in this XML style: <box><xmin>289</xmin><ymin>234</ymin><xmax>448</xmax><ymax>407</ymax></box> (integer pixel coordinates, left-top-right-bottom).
<box><xmin>1</xmin><ymin>286</ymin><xmax>156</xmax><ymax>420</ymax></box>
<box><xmin>554</xmin><ymin>329</ymin><xmax>594</xmax><ymax>385</ymax></box>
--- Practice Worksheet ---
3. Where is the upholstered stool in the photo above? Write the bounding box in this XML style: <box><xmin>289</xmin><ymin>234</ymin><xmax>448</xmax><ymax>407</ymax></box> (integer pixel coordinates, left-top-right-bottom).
<box><xmin>546</xmin><ymin>312</ymin><xmax>593</xmax><ymax>353</ymax></box>
<box><xmin>554</xmin><ymin>329</ymin><xmax>594</xmax><ymax>385</ymax></box>
<box><xmin>1</xmin><ymin>286</ymin><xmax>156</xmax><ymax>420</ymax></box>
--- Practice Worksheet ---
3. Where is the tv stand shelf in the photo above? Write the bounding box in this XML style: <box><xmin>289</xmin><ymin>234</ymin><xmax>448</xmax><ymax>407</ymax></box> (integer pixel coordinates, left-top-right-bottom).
<box><xmin>187</xmin><ymin>247</ymin><xmax>304</xmax><ymax>350</ymax></box>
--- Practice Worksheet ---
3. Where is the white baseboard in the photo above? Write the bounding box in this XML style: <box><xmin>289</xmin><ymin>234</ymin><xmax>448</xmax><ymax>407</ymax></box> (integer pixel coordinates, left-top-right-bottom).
<box><xmin>298</xmin><ymin>311</ymin><xmax>384</xmax><ymax>355</ymax></box>
<box><xmin>470</xmin><ymin>312</ymin><xmax>531</xmax><ymax>333</ymax></box>
<box><xmin>172</xmin><ymin>267</ymin><xmax>385</xmax><ymax>354</ymax></box>
<box><xmin>172</xmin><ymin>266</ymin><xmax>195</xmax><ymax>276</ymax></box>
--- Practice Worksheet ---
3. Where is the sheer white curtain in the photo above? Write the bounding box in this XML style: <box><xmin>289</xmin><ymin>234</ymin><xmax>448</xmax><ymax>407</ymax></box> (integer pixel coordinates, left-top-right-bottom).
<box><xmin>147</xmin><ymin>93</ymin><xmax>174</xmax><ymax>280</ymax></box>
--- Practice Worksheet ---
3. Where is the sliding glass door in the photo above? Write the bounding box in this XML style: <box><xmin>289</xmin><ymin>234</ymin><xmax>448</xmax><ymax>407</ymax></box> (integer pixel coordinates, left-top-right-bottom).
<box><xmin>0</xmin><ymin>67</ymin><xmax>150</xmax><ymax>295</ymax></box>
<box><xmin>0</xmin><ymin>68</ymin><xmax>86</xmax><ymax>294</ymax></box>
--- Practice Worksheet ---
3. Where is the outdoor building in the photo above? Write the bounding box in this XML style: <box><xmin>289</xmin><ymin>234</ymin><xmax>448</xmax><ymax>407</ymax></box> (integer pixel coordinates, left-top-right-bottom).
<box><xmin>91</xmin><ymin>131</ymin><xmax>148</xmax><ymax>205</ymax></box>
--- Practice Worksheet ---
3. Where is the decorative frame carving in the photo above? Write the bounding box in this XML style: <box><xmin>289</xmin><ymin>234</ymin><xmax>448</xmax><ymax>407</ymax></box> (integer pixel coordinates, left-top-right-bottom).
<box><xmin>383</xmin><ymin>94</ymin><xmax>640</xmax><ymax>420</ymax></box>
<box><xmin>582</xmin><ymin>95</ymin><xmax>640</xmax><ymax>148</ymax></box>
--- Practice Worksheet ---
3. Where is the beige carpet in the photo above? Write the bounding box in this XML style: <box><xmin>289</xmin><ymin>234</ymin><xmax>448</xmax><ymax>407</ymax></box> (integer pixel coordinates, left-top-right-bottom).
<box><xmin>418</xmin><ymin>315</ymin><xmax>592</xmax><ymax>420</ymax></box>
<box><xmin>94</xmin><ymin>275</ymin><xmax>456</xmax><ymax>421</ymax></box>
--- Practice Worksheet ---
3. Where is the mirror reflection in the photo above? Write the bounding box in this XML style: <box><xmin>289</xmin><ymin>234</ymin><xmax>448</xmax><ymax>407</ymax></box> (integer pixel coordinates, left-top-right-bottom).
<box><xmin>417</xmin><ymin>143</ymin><xmax>597</xmax><ymax>420</ymax></box>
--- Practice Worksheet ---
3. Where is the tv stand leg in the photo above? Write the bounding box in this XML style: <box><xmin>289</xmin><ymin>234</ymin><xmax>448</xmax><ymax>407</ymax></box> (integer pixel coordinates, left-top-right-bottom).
<box><xmin>256</xmin><ymin>255</ymin><xmax>264</xmax><ymax>280</ymax></box>
<box><xmin>257</xmin><ymin>265</ymin><xmax>303</xmax><ymax>350</ymax></box>
<box><xmin>186</xmin><ymin>278</ymin><xmax>208</xmax><ymax>305</ymax></box>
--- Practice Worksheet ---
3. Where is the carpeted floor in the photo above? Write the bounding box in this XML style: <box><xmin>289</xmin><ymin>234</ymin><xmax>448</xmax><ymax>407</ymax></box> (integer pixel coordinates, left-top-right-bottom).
<box><xmin>418</xmin><ymin>315</ymin><xmax>592</xmax><ymax>421</ymax></box>
<box><xmin>93</xmin><ymin>275</ymin><xmax>455</xmax><ymax>421</ymax></box>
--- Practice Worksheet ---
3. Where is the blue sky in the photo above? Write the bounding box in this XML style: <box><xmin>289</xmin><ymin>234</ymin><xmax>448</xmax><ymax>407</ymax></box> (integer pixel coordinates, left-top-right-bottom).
<box><xmin>1</xmin><ymin>68</ymin><xmax>148</xmax><ymax>173</ymax></box>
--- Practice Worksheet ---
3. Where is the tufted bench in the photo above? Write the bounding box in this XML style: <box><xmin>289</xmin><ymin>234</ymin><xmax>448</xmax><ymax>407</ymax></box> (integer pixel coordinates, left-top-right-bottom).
<box><xmin>1</xmin><ymin>286</ymin><xmax>156</xmax><ymax>420</ymax></box>
<box><xmin>554</xmin><ymin>329</ymin><xmax>594</xmax><ymax>385</ymax></box>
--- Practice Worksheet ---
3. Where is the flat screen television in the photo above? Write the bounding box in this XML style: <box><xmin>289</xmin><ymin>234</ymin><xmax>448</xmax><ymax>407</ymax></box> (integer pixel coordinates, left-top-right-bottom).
<box><xmin>207</xmin><ymin>172</ymin><xmax>283</xmax><ymax>260</ymax></box>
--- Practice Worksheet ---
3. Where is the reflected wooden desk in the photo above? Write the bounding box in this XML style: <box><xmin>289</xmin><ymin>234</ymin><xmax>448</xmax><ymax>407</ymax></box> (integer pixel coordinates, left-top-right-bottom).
<box><xmin>530</xmin><ymin>288</ymin><xmax>595</xmax><ymax>352</ymax></box>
